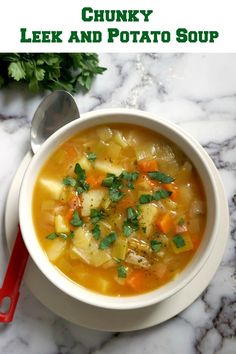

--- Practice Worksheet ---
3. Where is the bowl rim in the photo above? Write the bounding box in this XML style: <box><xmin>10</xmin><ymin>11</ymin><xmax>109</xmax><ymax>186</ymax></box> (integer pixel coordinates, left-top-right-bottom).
<box><xmin>19</xmin><ymin>108</ymin><xmax>220</xmax><ymax>310</ymax></box>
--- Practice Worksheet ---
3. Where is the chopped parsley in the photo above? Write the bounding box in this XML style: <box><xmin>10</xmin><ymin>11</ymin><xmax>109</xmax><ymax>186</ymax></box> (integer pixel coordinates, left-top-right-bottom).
<box><xmin>99</xmin><ymin>232</ymin><xmax>117</xmax><ymax>249</ymax></box>
<box><xmin>92</xmin><ymin>224</ymin><xmax>101</xmax><ymax>240</ymax></box>
<box><xmin>139</xmin><ymin>190</ymin><xmax>172</xmax><ymax>204</ymax></box>
<box><xmin>63</xmin><ymin>176</ymin><xmax>77</xmax><ymax>187</ymax></box>
<box><xmin>117</xmin><ymin>265</ymin><xmax>128</xmax><ymax>278</ymax></box>
<box><xmin>46</xmin><ymin>232</ymin><xmax>68</xmax><ymax>240</ymax></box>
<box><xmin>153</xmin><ymin>190</ymin><xmax>172</xmax><ymax>200</ymax></box>
<box><xmin>90</xmin><ymin>209</ymin><xmax>105</xmax><ymax>224</ymax></box>
<box><xmin>150</xmin><ymin>240</ymin><xmax>162</xmax><ymax>252</ymax></box>
<box><xmin>74</xmin><ymin>163</ymin><xmax>90</xmax><ymax>192</ymax></box>
<box><xmin>102</xmin><ymin>173</ymin><xmax>124</xmax><ymax>202</ymax></box>
<box><xmin>109</xmin><ymin>188</ymin><xmax>124</xmax><ymax>202</ymax></box>
<box><xmin>87</xmin><ymin>152</ymin><xmax>97</xmax><ymax>162</ymax></box>
<box><xmin>63</xmin><ymin>163</ymin><xmax>91</xmax><ymax>194</ymax></box>
<box><xmin>102</xmin><ymin>174</ymin><xmax>116</xmax><ymax>187</ymax></box>
<box><xmin>123</xmin><ymin>221</ymin><xmax>134</xmax><ymax>237</ymax></box>
<box><xmin>172</xmin><ymin>234</ymin><xmax>185</xmax><ymax>248</ymax></box>
<box><xmin>123</xmin><ymin>207</ymin><xmax>139</xmax><ymax>237</ymax></box>
<box><xmin>121</xmin><ymin>171</ymin><xmax>139</xmax><ymax>181</ymax></box>
<box><xmin>139</xmin><ymin>194</ymin><xmax>153</xmax><ymax>204</ymax></box>
<box><xmin>46</xmin><ymin>233</ymin><xmax>58</xmax><ymax>240</ymax></box>
<box><xmin>74</xmin><ymin>163</ymin><xmax>86</xmax><ymax>182</ymax></box>
<box><xmin>103</xmin><ymin>172</ymin><xmax>139</xmax><ymax>202</ymax></box>
<box><xmin>68</xmin><ymin>231</ymin><xmax>75</xmax><ymax>239</ymax></box>
<box><xmin>121</xmin><ymin>171</ymin><xmax>139</xmax><ymax>189</ymax></box>
<box><xmin>127</xmin><ymin>207</ymin><xmax>138</xmax><ymax>221</ymax></box>
<box><xmin>76</xmin><ymin>186</ymin><xmax>84</xmax><ymax>195</ymax></box>
<box><xmin>178</xmin><ymin>217</ymin><xmax>185</xmax><ymax>225</ymax></box>
<box><xmin>148</xmin><ymin>171</ymin><xmax>175</xmax><ymax>184</ymax></box>
<box><xmin>70</xmin><ymin>211</ymin><xmax>83</xmax><ymax>227</ymax></box>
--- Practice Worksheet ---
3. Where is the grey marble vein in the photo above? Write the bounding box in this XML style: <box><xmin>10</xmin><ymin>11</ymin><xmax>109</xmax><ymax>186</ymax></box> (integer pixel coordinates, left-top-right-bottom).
<box><xmin>0</xmin><ymin>53</ymin><xmax>235</xmax><ymax>354</ymax></box>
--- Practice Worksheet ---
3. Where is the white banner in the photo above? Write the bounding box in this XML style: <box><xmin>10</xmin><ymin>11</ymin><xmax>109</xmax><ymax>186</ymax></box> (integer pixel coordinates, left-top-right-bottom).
<box><xmin>0</xmin><ymin>0</ymin><xmax>235</xmax><ymax>52</ymax></box>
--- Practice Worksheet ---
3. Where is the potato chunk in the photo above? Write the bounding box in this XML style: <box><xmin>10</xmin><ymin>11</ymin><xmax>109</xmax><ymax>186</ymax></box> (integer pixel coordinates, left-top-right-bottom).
<box><xmin>81</xmin><ymin>189</ymin><xmax>106</xmax><ymax>216</ymax></box>
<box><xmin>139</xmin><ymin>203</ymin><xmax>159</xmax><ymax>236</ymax></box>
<box><xmin>46</xmin><ymin>238</ymin><xmax>66</xmax><ymax>262</ymax></box>
<box><xmin>39</xmin><ymin>178</ymin><xmax>63</xmax><ymax>200</ymax></box>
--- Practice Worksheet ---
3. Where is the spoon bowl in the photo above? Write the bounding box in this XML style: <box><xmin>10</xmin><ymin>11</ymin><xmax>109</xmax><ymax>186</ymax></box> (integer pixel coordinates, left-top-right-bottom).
<box><xmin>31</xmin><ymin>91</ymin><xmax>79</xmax><ymax>154</ymax></box>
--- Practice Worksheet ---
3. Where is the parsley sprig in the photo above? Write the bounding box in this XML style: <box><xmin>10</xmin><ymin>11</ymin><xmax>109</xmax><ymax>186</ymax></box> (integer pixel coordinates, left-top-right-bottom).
<box><xmin>139</xmin><ymin>190</ymin><xmax>172</xmax><ymax>204</ymax></box>
<box><xmin>0</xmin><ymin>53</ymin><xmax>106</xmax><ymax>93</ymax></box>
<box><xmin>63</xmin><ymin>162</ymin><xmax>90</xmax><ymax>194</ymax></box>
<box><xmin>148</xmin><ymin>171</ymin><xmax>175</xmax><ymax>184</ymax></box>
<box><xmin>123</xmin><ymin>207</ymin><xmax>139</xmax><ymax>237</ymax></box>
<box><xmin>46</xmin><ymin>231</ymin><xmax>74</xmax><ymax>240</ymax></box>
<box><xmin>99</xmin><ymin>232</ymin><xmax>117</xmax><ymax>249</ymax></box>
<box><xmin>102</xmin><ymin>171</ymin><xmax>139</xmax><ymax>203</ymax></box>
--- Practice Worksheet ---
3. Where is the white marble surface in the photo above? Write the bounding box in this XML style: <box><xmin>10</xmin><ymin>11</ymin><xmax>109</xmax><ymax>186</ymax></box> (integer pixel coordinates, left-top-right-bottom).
<box><xmin>0</xmin><ymin>53</ymin><xmax>235</xmax><ymax>353</ymax></box>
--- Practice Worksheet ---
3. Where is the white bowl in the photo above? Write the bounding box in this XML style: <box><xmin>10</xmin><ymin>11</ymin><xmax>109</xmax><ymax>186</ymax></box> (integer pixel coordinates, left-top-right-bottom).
<box><xmin>19</xmin><ymin>109</ymin><xmax>220</xmax><ymax>310</ymax></box>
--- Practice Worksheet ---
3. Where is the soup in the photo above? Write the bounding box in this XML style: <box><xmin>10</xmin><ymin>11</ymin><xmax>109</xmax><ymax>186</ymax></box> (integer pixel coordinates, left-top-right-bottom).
<box><xmin>33</xmin><ymin>124</ymin><xmax>206</xmax><ymax>296</ymax></box>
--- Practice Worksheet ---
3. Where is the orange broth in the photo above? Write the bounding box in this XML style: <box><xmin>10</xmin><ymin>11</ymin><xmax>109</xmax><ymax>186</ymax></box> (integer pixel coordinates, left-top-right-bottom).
<box><xmin>32</xmin><ymin>124</ymin><xmax>206</xmax><ymax>296</ymax></box>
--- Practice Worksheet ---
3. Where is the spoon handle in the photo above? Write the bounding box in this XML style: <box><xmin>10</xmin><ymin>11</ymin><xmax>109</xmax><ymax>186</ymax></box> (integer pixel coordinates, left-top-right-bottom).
<box><xmin>0</xmin><ymin>226</ymin><xmax>29</xmax><ymax>322</ymax></box>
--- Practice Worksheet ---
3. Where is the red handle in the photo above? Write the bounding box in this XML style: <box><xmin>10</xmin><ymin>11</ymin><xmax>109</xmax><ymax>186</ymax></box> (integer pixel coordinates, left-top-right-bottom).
<box><xmin>0</xmin><ymin>226</ymin><xmax>29</xmax><ymax>322</ymax></box>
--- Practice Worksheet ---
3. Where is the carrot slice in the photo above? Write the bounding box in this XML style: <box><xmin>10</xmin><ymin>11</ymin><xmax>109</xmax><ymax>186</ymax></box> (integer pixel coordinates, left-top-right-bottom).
<box><xmin>86</xmin><ymin>174</ymin><xmax>105</xmax><ymax>189</ymax></box>
<box><xmin>164</xmin><ymin>183</ymin><xmax>178</xmax><ymax>201</ymax></box>
<box><xmin>68</xmin><ymin>192</ymin><xmax>81</xmax><ymax>210</ymax></box>
<box><xmin>117</xmin><ymin>194</ymin><xmax>135</xmax><ymax>210</ymax></box>
<box><xmin>126</xmin><ymin>270</ymin><xmax>146</xmax><ymax>292</ymax></box>
<box><xmin>191</xmin><ymin>235</ymin><xmax>201</xmax><ymax>251</ymax></box>
<box><xmin>64</xmin><ymin>144</ymin><xmax>77</xmax><ymax>160</ymax></box>
<box><xmin>156</xmin><ymin>212</ymin><xmax>174</xmax><ymax>233</ymax></box>
<box><xmin>137</xmin><ymin>159</ymin><xmax>158</xmax><ymax>173</ymax></box>
<box><xmin>65</xmin><ymin>208</ymin><xmax>74</xmax><ymax>223</ymax></box>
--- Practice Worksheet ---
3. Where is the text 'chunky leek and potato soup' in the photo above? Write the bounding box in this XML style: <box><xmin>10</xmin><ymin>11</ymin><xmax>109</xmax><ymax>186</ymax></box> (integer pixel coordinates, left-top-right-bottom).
<box><xmin>33</xmin><ymin>124</ymin><xmax>206</xmax><ymax>296</ymax></box>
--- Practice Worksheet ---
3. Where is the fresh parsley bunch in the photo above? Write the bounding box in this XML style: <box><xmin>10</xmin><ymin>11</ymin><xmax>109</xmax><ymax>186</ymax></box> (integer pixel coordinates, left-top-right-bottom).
<box><xmin>0</xmin><ymin>53</ymin><xmax>106</xmax><ymax>93</ymax></box>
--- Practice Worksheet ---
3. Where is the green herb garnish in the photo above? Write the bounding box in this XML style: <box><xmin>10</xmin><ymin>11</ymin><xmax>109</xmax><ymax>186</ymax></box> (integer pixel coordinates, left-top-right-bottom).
<box><xmin>68</xmin><ymin>231</ymin><xmax>75</xmax><ymax>239</ymax></box>
<box><xmin>117</xmin><ymin>265</ymin><xmax>128</xmax><ymax>278</ymax></box>
<box><xmin>109</xmin><ymin>188</ymin><xmax>124</xmax><ymax>202</ymax></box>
<box><xmin>70</xmin><ymin>211</ymin><xmax>83</xmax><ymax>227</ymax></box>
<box><xmin>46</xmin><ymin>233</ymin><xmax>58</xmax><ymax>240</ymax></box>
<box><xmin>46</xmin><ymin>232</ymin><xmax>68</xmax><ymax>240</ymax></box>
<box><xmin>102</xmin><ymin>174</ymin><xmax>116</xmax><ymax>187</ymax></box>
<box><xmin>153</xmin><ymin>190</ymin><xmax>172</xmax><ymax>201</ymax></box>
<box><xmin>76</xmin><ymin>186</ymin><xmax>84</xmax><ymax>195</ymax></box>
<box><xmin>172</xmin><ymin>234</ymin><xmax>185</xmax><ymax>248</ymax></box>
<box><xmin>139</xmin><ymin>190</ymin><xmax>171</xmax><ymax>204</ymax></box>
<box><xmin>102</xmin><ymin>173</ymin><xmax>124</xmax><ymax>202</ymax></box>
<box><xmin>0</xmin><ymin>53</ymin><xmax>106</xmax><ymax>93</ymax></box>
<box><xmin>63</xmin><ymin>176</ymin><xmax>77</xmax><ymax>187</ymax></box>
<box><xmin>92</xmin><ymin>224</ymin><xmax>101</xmax><ymax>240</ymax></box>
<box><xmin>122</xmin><ymin>207</ymin><xmax>139</xmax><ymax>237</ymax></box>
<box><xmin>148</xmin><ymin>171</ymin><xmax>175</xmax><ymax>184</ymax></box>
<box><xmin>121</xmin><ymin>171</ymin><xmax>139</xmax><ymax>189</ymax></box>
<box><xmin>87</xmin><ymin>152</ymin><xmax>96</xmax><ymax>162</ymax></box>
<box><xmin>99</xmin><ymin>232</ymin><xmax>117</xmax><ymax>249</ymax></box>
<box><xmin>73</xmin><ymin>163</ymin><xmax>90</xmax><ymax>192</ymax></box>
<box><xmin>90</xmin><ymin>209</ymin><xmax>105</xmax><ymax>224</ymax></box>
<box><xmin>150</xmin><ymin>240</ymin><xmax>162</xmax><ymax>252</ymax></box>
<box><xmin>178</xmin><ymin>217</ymin><xmax>185</xmax><ymax>225</ymax></box>
<box><xmin>139</xmin><ymin>194</ymin><xmax>153</xmax><ymax>204</ymax></box>
<box><xmin>123</xmin><ymin>221</ymin><xmax>134</xmax><ymax>237</ymax></box>
<box><xmin>127</xmin><ymin>207</ymin><xmax>138</xmax><ymax>221</ymax></box>
<box><xmin>74</xmin><ymin>163</ymin><xmax>86</xmax><ymax>182</ymax></box>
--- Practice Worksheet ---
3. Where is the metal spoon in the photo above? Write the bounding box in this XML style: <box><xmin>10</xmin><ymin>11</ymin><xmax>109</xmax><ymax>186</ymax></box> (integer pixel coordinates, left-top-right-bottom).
<box><xmin>0</xmin><ymin>91</ymin><xmax>79</xmax><ymax>322</ymax></box>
